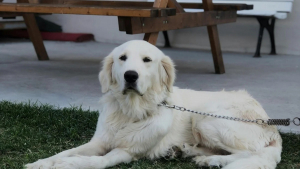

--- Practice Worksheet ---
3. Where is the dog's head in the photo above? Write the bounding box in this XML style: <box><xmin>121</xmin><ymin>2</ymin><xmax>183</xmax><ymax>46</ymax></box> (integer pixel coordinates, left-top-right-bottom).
<box><xmin>99</xmin><ymin>40</ymin><xmax>175</xmax><ymax>96</ymax></box>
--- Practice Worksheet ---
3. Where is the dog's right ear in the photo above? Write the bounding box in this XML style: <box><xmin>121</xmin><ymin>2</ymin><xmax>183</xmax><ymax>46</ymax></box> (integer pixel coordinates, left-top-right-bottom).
<box><xmin>99</xmin><ymin>54</ymin><xmax>114</xmax><ymax>93</ymax></box>
<box><xmin>160</xmin><ymin>55</ymin><xmax>176</xmax><ymax>92</ymax></box>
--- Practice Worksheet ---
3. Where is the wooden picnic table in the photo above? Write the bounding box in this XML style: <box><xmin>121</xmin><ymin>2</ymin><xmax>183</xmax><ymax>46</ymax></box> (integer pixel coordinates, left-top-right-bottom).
<box><xmin>0</xmin><ymin>0</ymin><xmax>253</xmax><ymax>74</ymax></box>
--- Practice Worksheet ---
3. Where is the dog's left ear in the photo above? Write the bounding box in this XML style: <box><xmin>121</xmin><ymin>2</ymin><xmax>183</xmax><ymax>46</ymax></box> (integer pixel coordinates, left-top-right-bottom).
<box><xmin>99</xmin><ymin>54</ymin><xmax>114</xmax><ymax>93</ymax></box>
<box><xmin>160</xmin><ymin>55</ymin><xmax>176</xmax><ymax>92</ymax></box>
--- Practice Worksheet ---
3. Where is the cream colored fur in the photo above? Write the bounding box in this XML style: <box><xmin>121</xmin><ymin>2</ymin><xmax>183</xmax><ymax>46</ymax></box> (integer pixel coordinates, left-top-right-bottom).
<box><xmin>25</xmin><ymin>40</ymin><xmax>282</xmax><ymax>169</ymax></box>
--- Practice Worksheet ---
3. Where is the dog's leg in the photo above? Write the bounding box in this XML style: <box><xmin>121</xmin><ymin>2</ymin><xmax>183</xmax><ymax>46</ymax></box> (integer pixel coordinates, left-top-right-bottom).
<box><xmin>193</xmin><ymin>152</ymin><xmax>251</xmax><ymax>168</ymax></box>
<box><xmin>25</xmin><ymin>140</ymin><xmax>106</xmax><ymax>169</ymax></box>
<box><xmin>181</xmin><ymin>143</ymin><xmax>215</xmax><ymax>157</ymax></box>
<box><xmin>52</xmin><ymin>148</ymin><xmax>132</xmax><ymax>169</ymax></box>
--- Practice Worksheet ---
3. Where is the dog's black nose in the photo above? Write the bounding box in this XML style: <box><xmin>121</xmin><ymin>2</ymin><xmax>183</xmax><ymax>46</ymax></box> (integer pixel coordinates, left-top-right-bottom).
<box><xmin>124</xmin><ymin>71</ymin><xmax>138</xmax><ymax>83</ymax></box>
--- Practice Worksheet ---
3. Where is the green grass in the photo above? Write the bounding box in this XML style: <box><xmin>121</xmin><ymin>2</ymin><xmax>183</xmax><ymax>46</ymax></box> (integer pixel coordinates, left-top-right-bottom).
<box><xmin>0</xmin><ymin>101</ymin><xmax>299</xmax><ymax>169</ymax></box>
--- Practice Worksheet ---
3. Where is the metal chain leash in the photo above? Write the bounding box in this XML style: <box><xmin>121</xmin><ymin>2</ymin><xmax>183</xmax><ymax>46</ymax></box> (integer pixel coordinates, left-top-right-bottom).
<box><xmin>158</xmin><ymin>102</ymin><xmax>300</xmax><ymax>126</ymax></box>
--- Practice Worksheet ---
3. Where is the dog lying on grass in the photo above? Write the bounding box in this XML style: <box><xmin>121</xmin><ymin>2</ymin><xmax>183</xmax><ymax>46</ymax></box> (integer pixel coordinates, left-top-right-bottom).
<box><xmin>26</xmin><ymin>40</ymin><xmax>282</xmax><ymax>169</ymax></box>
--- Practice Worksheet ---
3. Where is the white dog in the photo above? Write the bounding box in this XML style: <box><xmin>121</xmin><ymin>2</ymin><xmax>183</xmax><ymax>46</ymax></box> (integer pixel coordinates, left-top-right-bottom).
<box><xmin>26</xmin><ymin>40</ymin><xmax>282</xmax><ymax>169</ymax></box>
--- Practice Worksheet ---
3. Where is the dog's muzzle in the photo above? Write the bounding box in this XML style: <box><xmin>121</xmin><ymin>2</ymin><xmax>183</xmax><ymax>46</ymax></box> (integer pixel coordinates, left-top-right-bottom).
<box><xmin>123</xmin><ymin>71</ymin><xmax>142</xmax><ymax>96</ymax></box>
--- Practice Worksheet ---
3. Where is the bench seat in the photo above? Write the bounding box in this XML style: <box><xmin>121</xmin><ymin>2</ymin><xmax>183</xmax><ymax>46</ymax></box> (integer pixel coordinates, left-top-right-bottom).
<box><xmin>0</xmin><ymin>0</ymin><xmax>253</xmax><ymax>74</ymax></box>
<box><xmin>185</xmin><ymin>9</ymin><xmax>289</xmax><ymax>19</ymax></box>
<box><xmin>0</xmin><ymin>3</ymin><xmax>177</xmax><ymax>17</ymax></box>
<box><xmin>166</xmin><ymin>0</ymin><xmax>293</xmax><ymax>19</ymax></box>
<box><xmin>157</xmin><ymin>0</ymin><xmax>294</xmax><ymax>57</ymax></box>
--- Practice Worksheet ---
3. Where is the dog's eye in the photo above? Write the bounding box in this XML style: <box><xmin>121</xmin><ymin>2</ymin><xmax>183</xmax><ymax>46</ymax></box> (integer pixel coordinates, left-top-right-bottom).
<box><xmin>119</xmin><ymin>55</ymin><xmax>127</xmax><ymax>61</ymax></box>
<box><xmin>143</xmin><ymin>57</ymin><xmax>152</xmax><ymax>63</ymax></box>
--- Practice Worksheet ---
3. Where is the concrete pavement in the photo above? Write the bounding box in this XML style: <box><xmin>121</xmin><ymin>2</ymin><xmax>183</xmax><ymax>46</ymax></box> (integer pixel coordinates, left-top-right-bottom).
<box><xmin>0</xmin><ymin>39</ymin><xmax>299</xmax><ymax>133</ymax></box>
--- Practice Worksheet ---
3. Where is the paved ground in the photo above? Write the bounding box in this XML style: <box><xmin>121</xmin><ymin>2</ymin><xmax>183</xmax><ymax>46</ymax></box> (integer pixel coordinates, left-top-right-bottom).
<box><xmin>0</xmin><ymin>39</ymin><xmax>299</xmax><ymax>133</ymax></box>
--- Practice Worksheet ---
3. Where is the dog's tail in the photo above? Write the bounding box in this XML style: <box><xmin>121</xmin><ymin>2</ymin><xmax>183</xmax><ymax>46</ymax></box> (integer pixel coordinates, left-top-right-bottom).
<box><xmin>224</xmin><ymin>137</ymin><xmax>282</xmax><ymax>169</ymax></box>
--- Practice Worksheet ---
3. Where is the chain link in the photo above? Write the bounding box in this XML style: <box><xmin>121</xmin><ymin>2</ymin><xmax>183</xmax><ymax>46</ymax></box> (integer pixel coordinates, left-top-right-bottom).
<box><xmin>158</xmin><ymin>103</ymin><xmax>295</xmax><ymax>126</ymax></box>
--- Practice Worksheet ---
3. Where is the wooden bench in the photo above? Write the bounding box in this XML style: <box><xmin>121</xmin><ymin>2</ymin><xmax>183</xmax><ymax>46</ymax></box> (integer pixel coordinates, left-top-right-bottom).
<box><xmin>161</xmin><ymin>0</ymin><xmax>294</xmax><ymax>57</ymax></box>
<box><xmin>0</xmin><ymin>0</ymin><xmax>253</xmax><ymax>74</ymax></box>
<box><xmin>233</xmin><ymin>0</ymin><xmax>294</xmax><ymax>57</ymax></box>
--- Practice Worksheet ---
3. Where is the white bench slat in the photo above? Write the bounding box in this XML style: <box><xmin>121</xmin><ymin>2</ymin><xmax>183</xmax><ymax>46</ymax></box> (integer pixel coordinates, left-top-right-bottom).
<box><xmin>0</xmin><ymin>21</ymin><xmax>26</xmax><ymax>30</ymax></box>
<box><xmin>215</xmin><ymin>1</ymin><xmax>293</xmax><ymax>12</ymax></box>
<box><xmin>175</xmin><ymin>0</ymin><xmax>293</xmax><ymax>13</ymax></box>
<box><xmin>185</xmin><ymin>9</ymin><xmax>289</xmax><ymax>19</ymax></box>
<box><xmin>148</xmin><ymin>0</ymin><xmax>294</xmax><ymax>19</ymax></box>
<box><xmin>237</xmin><ymin>10</ymin><xmax>288</xmax><ymax>19</ymax></box>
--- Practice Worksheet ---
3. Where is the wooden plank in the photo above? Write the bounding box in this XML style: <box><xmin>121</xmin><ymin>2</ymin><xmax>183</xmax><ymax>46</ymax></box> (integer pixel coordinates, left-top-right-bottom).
<box><xmin>203</xmin><ymin>0</ymin><xmax>225</xmax><ymax>74</ymax></box>
<box><xmin>218</xmin><ymin>1</ymin><xmax>292</xmax><ymax>12</ymax></box>
<box><xmin>36</xmin><ymin>0</ymin><xmax>64</xmax><ymax>4</ymax></box>
<box><xmin>121</xmin><ymin>11</ymin><xmax>236</xmax><ymax>34</ymax></box>
<box><xmin>28</xmin><ymin>0</ymin><xmax>40</xmax><ymax>3</ymax></box>
<box><xmin>182</xmin><ymin>3</ymin><xmax>252</xmax><ymax>10</ymax></box>
<box><xmin>58</xmin><ymin>1</ymin><xmax>253</xmax><ymax>11</ymax></box>
<box><xmin>0</xmin><ymin>3</ymin><xmax>176</xmax><ymax>17</ymax></box>
<box><xmin>0</xmin><ymin>12</ymin><xmax>23</xmax><ymax>17</ymax></box>
<box><xmin>143</xmin><ymin>0</ymin><xmax>168</xmax><ymax>45</ymax></box>
<box><xmin>0</xmin><ymin>12</ymin><xmax>50</xmax><ymax>17</ymax></box>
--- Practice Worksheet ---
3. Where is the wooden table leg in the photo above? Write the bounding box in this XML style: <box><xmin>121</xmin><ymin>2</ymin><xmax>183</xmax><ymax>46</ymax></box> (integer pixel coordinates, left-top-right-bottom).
<box><xmin>18</xmin><ymin>0</ymin><xmax>49</xmax><ymax>60</ymax></box>
<box><xmin>144</xmin><ymin>0</ymin><xmax>186</xmax><ymax>45</ymax></box>
<box><xmin>207</xmin><ymin>26</ymin><xmax>225</xmax><ymax>74</ymax></box>
<box><xmin>143</xmin><ymin>0</ymin><xmax>169</xmax><ymax>45</ymax></box>
<box><xmin>23</xmin><ymin>14</ymin><xmax>49</xmax><ymax>60</ymax></box>
<box><xmin>203</xmin><ymin>0</ymin><xmax>225</xmax><ymax>74</ymax></box>
<box><xmin>144</xmin><ymin>32</ymin><xmax>160</xmax><ymax>45</ymax></box>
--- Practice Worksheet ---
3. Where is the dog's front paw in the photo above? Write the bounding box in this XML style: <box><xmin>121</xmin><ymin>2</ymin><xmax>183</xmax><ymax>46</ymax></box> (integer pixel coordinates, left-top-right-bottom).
<box><xmin>181</xmin><ymin>143</ymin><xmax>195</xmax><ymax>158</ymax></box>
<box><xmin>193</xmin><ymin>156</ymin><xmax>224</xmax><ymax>168</ymax></box>
<box><xmin>52</xmin><ymin>158</ymin><xmax>77</xmax><ymax>169</ymax></box>
<box><xmin>25</xmin><ymin>159</ymin><xmax>54</xmax><ymax>169</ymax></box>
<box><xmin>53</xmin><ymin>156</ymin><xmax>106</xmax><ymax>169</ymax></box>
<box><xmin>165</xmin><ymin>146</ymin><xmax>182</xmax><ymax>159</ymax></box>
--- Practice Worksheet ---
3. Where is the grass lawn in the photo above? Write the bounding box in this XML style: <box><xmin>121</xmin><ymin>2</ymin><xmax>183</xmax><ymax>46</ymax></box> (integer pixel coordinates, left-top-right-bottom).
<box><xmin>0</xmin><ymin>101</ymin><xmax>299</xmax><ymax>169</ymax></box>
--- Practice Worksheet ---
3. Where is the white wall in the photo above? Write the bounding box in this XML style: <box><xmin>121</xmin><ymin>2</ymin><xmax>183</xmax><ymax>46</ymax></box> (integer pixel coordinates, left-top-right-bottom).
<box><xmin>39</xmin><ymin>1</ymin><xmax>300</xmax><ymax>55</ymax></box>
